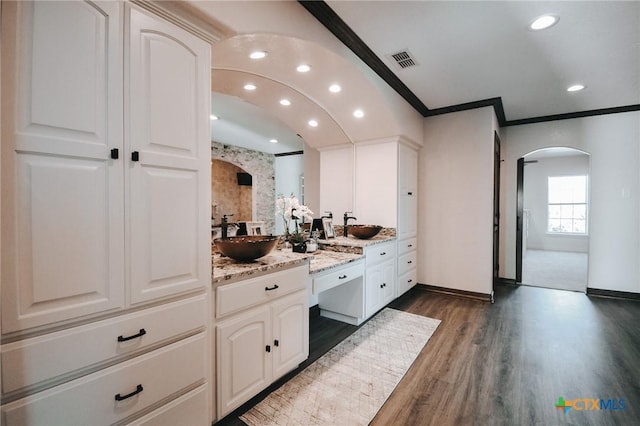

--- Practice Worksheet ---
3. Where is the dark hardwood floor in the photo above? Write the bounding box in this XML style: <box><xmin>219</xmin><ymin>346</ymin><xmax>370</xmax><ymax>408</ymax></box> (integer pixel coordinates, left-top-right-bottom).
<box><xmin>216</xmin><ymin>284</ymin><xmax>640</xmax><ymax>425</ymax></box>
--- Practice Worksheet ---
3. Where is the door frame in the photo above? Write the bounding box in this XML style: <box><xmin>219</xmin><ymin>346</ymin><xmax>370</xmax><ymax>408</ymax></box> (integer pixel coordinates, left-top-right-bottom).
<box><xmin>515</xmin><ymin>157</ymin><xmax>524</xmax><ymax>283</ymax></box>
<box><xmin>492</xmin><ymin>132</ymin><xmax>501</xmax><ymax>292</ymax></box>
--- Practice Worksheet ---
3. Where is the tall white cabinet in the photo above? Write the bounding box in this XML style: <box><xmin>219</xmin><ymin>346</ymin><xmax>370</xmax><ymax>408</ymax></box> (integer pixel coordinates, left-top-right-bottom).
<box><xmin>354</xmin><ymin>138</ymin><xmax>419</xmax><ymax>298</ymax></box>
<box><xmin>1</xmin><ymin>2</ymin><xmax>211</xmax><ymax>424</ymax></box>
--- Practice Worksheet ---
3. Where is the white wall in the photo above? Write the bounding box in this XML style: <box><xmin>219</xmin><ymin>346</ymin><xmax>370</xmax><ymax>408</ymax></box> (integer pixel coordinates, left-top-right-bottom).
<box><xmin>502</xmin><ymin>111</ymin><xmax>640</xmax><ymax>293</ymax></box>
<box><xmin>523</xmin><ymin>154</ymin><xmax>590</xmax><ymax>252</ymax></box>
<box><xmin>419</xmin><ymin>107</ymin><xmax>495</xmax><ymax>296</ymax></box>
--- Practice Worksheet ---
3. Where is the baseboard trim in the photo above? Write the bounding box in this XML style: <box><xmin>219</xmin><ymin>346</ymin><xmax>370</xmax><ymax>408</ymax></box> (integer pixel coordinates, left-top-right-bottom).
<box><xmin>416</xmin><ymin>283</ymin><xmax>493</xmax><ymax>302</ymax></box>
<box><xmin>586</xmin><ymin>287</ymin><xmax>640</xmax><ymax>301</ymax></box>
<box><xmin>497</xmin><ymin>277</ymin><xmax>518</xmax><ymax>286</ymax></box>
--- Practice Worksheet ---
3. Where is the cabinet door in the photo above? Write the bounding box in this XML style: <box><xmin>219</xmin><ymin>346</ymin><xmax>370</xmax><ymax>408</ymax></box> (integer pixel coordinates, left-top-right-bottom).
<box><xmin>365</xmin><ymin>265</ymin><xmax>382</xmax><ymax>318</ymax></box>
<box><xmin>271</xmin><ymin>291</ymin><xmax>309</xmax><ymax>381</ymax></box>
<box><xmin>380</xmin><ymin>260</ymin><xmax>395</xmax><ymax>306</ymax></box>
<box><xmin>1</xmin><ymin>1</ymin><xmax>124</xmax><ymax>332</ymax></box>
<box><xmin>216</xmin><ymin>306</ymin><xmax>271</xmax><ymax>418</ymax></box>
<box><xmin>354</xmin><ymin>142</ymin><xmax>398</xmax><ymax>227</ymax></box>
<box><xmin>127</xmin><ymin>7</ymin><xmax>211</xmax><ymax>304</ymax></box>
<box><xmin>398</xmin><ymin>144</ymin><xmax>418</xmax><ymax>240</ymax></box>
<box><xmin>319</xmin><ymin>146</ymin><xmax>354</xmax><ymax>216</ymax></box>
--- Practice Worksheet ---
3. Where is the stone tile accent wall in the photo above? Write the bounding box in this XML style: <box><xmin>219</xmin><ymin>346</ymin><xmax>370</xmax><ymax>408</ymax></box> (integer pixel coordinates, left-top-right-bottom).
<box><xmin>211</xmin><ymin>142</ymin><xmax>276</xmax><ymax>234</ymax></box>
<box><xmin>211</xmin><ymin>160</ymin><xmax>252</xmax><ymax>222</ymax></box>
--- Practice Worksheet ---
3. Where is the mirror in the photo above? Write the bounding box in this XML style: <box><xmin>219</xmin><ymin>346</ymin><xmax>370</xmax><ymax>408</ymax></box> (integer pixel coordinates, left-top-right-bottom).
<box><xmin>210</xmin><ymin>92</ymin><xmax>305</xmax><ymax>236</ymax></box>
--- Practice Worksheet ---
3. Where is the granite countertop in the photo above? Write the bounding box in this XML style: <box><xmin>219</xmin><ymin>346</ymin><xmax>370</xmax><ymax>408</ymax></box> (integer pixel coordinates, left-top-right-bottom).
<box><xmin>318</xmin><ymin>234</ymin><xmax>396</xmax><ymax>250</ymax></box>
<box><xmin>212</xmin><ymin>249</ymin><xmax>364</xmax><ymax>285</ymax></box>
<box><xmin>308</xmin><ymin>250</ymin><xmax>364</xmax><ymax>274</ymax></box>
<box><xmin>212</xmin><ymin>250</ymin><xmax>312</xmax><ymax>285</ymax></box>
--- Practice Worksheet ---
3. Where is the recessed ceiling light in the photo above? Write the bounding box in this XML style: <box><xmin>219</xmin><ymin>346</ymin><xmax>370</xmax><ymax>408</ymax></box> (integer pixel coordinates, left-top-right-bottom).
<box><xmin>308</xmin><ymin>119</ymin><xmax>318</xmax><ymax>127</ymax></box>
<box><xmin>353</xmin><ymin>109</ymin><xmax>364</xmax><ymax>118</ymax></box>
<box><xmin>249</xmin><ymin>51</ymin><xmax>267</xmax><ymax>59</ymax></box>
<box><xmin>529</xmin><ymin>14</ymin><xmax>559</xmax><ymax>31</ymax></box>
<box><xmin>280</xmin><ymin>99</ymin><xmax>291</xmax><ymax>106</ymax></box>
<box><xmin>297</xmin><ymin>64</ymin><xmax>311</xmax><ymax>73</ymax></box>
<box><xmin>210</xmin><ymin>114</ymin><xmax>219</xmax><ymax>120</ymax></box>
<box><xmin>269</xmin><ymin>139</ymin><xmax>278</xmax><ymax>144</ymax></box>
<box><xmin>567</xmin><ymin>84</ymin><xmax>586</xmax><ymax>92</ymax></box>
<box><xmin>243</xmin><ymin>84</ymin><xmax>256</xmax><ymax>91</ymax></box>
<box><xmin>329</xmin><ymin>84</ymin><xmax>341</xmax><ymax>93</ymax></box>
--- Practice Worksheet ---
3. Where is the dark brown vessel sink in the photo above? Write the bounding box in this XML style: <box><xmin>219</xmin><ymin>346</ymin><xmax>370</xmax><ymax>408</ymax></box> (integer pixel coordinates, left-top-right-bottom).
<box><xmin>214</xmin><ymin>235</ymin><xmax>279</xmax><ymax>261</ymax></box>
<box><xmin>349</xmin><ymin>225</ymin><xmax>383</xmax><ymax>239</ymax></box>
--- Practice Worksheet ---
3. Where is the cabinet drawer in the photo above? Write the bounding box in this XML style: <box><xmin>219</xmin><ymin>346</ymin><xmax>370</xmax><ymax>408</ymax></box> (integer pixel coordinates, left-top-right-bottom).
<box><xmin>2</xmin><ymin>334</ymin><xmax>206</xmax><ymax>426</ymax></box>
<box><xmin>128</xmin><ymin>385</ymin><xmax>208</xmax><ymax>426</ymax></box>
<box><xmin>398</xmin><ymin>251</ymin><xmax>417</xmax><ymax>276</ymax></box>
<box><xmin>2</xmin><ymin>295</ymin><xmax>206</xmax><ymax>396</ymax></box>
<box><xmin>398</xmin><ymin>237</ymin><xmax>417</xmax><ymax>255</ymax></box>
<box><xmin>216</xmin><ymin>265</ymin><xmax>307</xmax><ymax>318</ymax></box>
<box><xmin>312</xmin><ymin>261</ymin><xmax>364</xmax><ymax>295</ymax></box>
<box><xmin>397</xmin><ymin>269</ymin><xmax>417</xmax><ymax>297</ymax></box>
<box><xmin>365</xmin><ymin>241</ymin><xmax>396</xmax><ymax>266</ymax></box>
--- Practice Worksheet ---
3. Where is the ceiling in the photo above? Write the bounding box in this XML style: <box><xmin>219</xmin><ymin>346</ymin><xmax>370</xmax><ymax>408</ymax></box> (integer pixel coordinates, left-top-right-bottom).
<box><xmin>306</xmin><ymin>1</ymin><xmax>640</xmax><ymax>125</ymax></box>
<box><xmin>193</xmin><ymin>1</ymin><xmax>640</xmax><ymax>153</ymax></box>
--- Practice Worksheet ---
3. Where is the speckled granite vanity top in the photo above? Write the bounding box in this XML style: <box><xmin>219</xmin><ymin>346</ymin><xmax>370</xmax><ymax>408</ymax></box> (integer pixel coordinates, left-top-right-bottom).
<box><xmin>212</xmin><ymin>228</ymin><xmax>394</xmax><ymax>285</ymax></box>
<box><xmin>318</xmin><ymin>229</ymin><xmax>396</xmax><ymax>251</ymax></box>
<box><xmin>212</xmin><ymin>249</ymin><xmax>364</xmax><ymax>285</ymax></box>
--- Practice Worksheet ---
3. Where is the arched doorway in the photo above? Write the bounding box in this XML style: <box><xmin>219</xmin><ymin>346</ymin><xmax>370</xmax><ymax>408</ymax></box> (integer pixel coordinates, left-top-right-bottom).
<box><xmin>516</xmin><ymin>147</ymin><xmax>590</xmax><ymax>292</ymax></box>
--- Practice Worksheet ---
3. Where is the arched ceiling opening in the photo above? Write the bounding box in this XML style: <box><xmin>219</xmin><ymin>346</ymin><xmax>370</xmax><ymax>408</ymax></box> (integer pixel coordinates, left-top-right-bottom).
<box><xmin>211</xmin><ymin>33</ymin><xmax>401</xmax><ymax>150</ymax></box>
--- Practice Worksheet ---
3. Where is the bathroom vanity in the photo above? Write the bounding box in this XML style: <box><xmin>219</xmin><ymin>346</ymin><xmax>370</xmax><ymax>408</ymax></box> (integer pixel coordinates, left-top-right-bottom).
<box><xmin>211</xmin><ymin>231</ymin><xmax>398</xmax><ymax>420</ymax></box>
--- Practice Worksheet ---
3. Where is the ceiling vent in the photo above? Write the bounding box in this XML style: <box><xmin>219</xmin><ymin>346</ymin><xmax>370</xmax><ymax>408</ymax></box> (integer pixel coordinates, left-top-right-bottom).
<box><xmin>388</xmin><ymin>49</ymin><xmax>418</xmax><ymax>69</ymax></box>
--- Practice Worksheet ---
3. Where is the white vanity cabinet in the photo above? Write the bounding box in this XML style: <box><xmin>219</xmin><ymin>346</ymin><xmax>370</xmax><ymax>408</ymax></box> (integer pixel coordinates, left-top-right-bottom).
<box><xmin>364</xmin><ymin>241</ymin><xmax>396</xmax><ymax>318</ymax></box>
<box><xmin>397</xmin><ymin>143</ymin><xmax>419</xmax><ymax>296</ymax></box>
<box><xmin>215</xmin><ymin>265</ymin><xmax>309</xmax><ymax>419</ymax></box>
<box><xmin>353</xmin><ymin>138</ymin><xmax>419</xmax><ymax>298</ymax></box>
<box><xmin>1</xmin><ymin>2</ymin><xmax>211</xmax><ymax>424</ymax></box>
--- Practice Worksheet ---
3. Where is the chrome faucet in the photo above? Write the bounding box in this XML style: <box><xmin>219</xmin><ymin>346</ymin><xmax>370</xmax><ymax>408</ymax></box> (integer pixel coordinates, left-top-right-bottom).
<box><xmin>343</xmin><ymin>211</ymin><xmax>357</xmax><ymax>237</ymax></box>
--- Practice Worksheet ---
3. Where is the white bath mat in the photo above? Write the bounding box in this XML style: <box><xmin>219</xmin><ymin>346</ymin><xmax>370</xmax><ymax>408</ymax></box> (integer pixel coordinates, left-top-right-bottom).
<box><xmin>240</xmin><ymin>308</ymin><xmax>441</xmax><ymax>425</ymax></box>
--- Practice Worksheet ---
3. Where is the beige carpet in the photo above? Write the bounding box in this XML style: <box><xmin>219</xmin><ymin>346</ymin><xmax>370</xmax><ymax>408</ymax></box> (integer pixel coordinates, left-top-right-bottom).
<box><xmin>522</xmin><ymin>249</ymin><xmax>588</xmax><ymax>292</ymax></box>
<box><xmin>240</xmin><ymin>308</ymin><xmax>441</xmax><ymax>426</ymax></box>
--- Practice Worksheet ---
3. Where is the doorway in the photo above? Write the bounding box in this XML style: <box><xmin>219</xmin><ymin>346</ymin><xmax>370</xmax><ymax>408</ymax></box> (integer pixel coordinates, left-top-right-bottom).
<box><xmin>516</xmin><ymin>148</ymin><xmax>590</xmax><ymax>292</ymax></box>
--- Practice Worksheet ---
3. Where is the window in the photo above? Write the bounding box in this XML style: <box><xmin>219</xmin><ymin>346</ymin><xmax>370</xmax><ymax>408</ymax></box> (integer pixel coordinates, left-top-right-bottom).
<box><xmin>547</xmin><ymin>175</ymin><xmax>587</xmax><ymax>234</ymax></box>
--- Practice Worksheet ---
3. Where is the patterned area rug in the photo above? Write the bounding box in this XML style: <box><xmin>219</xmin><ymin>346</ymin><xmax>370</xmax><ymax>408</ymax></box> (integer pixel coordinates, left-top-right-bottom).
<box><xmin>240</xmin><ymin>308</ymin><xmax>441</xmax><ymax>425</ymax></box>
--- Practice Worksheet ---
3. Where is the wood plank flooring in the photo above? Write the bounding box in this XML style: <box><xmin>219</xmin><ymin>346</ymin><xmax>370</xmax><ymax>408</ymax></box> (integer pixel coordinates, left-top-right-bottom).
<box><xmin>216</xmin><ymin>284</ymin><xmax>640</xmax><ymax>425</ymax></box>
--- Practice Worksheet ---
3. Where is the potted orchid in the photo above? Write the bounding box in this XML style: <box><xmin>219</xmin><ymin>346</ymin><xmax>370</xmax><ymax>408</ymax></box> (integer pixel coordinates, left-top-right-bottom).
<box><xmin>277</xmin><ymin>193</ymin><xmax>314</xmax><ymax>252</ymax></box>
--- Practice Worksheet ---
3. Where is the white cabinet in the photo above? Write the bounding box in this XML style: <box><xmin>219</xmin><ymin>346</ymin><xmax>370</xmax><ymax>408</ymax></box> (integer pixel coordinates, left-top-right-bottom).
<box><xmin>1</xmin><ymin>0</ymin><xmax>125</xmax><ymax>332</ymax></box>
<box><xmin>398</xmin><ymin>143</ymin><xmax>418</xmax><ymax>241</ymax></box>
<box><xmin>352</xmin><ymin>139</ymin><xmax>419</xmax><ymax>298</ymax></box>
<box><xmin>364</xmin><ymin>241</ymin><xmax>396</xmax><ymax>318</ymax></box>
<box><xmin>127</xmin><ymin>7</ymin><xmax>210</xmax><ymax>304</ymax></box>
<box><xmin>215</xmin><ymin>265</ymin><xmax>309</xmax><ymax>419</ymax></box>
<box><xmin>319</xmin><ymin>145</ymin><xmax>354</xmax><ymax>217</ymax></box>
<box><xmin>354</xmin><ymin>142</ymin><xmax>398</xmax><ymax>228</ymax></box>
<box><xmin>397</xmin><ymin>144</ymin><xmax>419</xmax><ymax>296</ymax></box>
<box><xmin>1</xmin><ymin>0</ymin><xmax>210</xmax><ymax>331</ymax></box>
<box><xmin>1</xmin><ymin>2</ymin><xmax>211</xmax><ymax>424</ymax></box>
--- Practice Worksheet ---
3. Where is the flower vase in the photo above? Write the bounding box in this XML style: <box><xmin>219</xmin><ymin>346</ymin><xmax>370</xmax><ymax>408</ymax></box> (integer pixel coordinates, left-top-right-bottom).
<box><xmin>292</xmin><ymin>241</ymin><xmax>307</xmax><ymax>253</ymax></box>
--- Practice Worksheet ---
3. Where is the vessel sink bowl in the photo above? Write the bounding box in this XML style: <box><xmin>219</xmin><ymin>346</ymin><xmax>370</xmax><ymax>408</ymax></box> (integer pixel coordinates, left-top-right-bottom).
<box><xmin>349</xmin><ymin>225</ymin><xmax>383</xmax><ymax>239</ymax></box>
<box><xmin>214</xmin><ymin>235</ymin><xmax>279</xmax><ymax>261</ymax></box>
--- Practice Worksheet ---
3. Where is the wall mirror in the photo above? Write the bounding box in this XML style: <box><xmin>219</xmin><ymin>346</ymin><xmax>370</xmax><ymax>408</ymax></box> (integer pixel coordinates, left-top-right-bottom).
<box><xmin>210</xmin><ymin>91</ymin><xmax>305</xmax><ymax>236</ymax></box>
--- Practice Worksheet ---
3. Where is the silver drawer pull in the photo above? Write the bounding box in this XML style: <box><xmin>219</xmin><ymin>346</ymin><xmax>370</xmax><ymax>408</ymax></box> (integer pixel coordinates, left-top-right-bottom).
<box><xmin>265</xmin><ymin>284</ymin><xmax>279</xmax><ymax>291</ymax></box>
<box><xmin>338</xmin><ymin>275</ymin><xmax>347</xmax><ymax>279</ymax></box>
